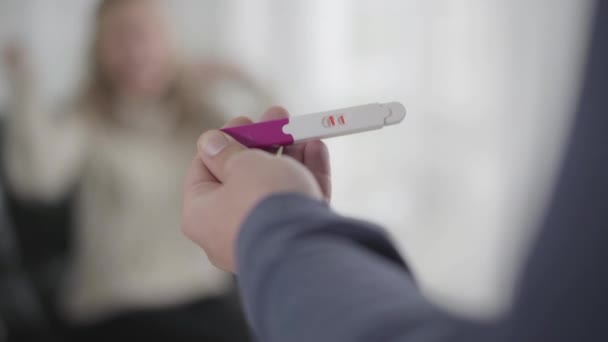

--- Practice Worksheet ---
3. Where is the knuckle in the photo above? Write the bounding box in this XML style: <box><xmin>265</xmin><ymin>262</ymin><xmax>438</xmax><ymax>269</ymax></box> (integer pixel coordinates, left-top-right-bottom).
<box><xmin>181</xmin><ymin>221</ymin><xmax>194</xmax><ymax>240</ymax></box>
<box><xmin>233</xmin><ymin>115</ymin><xmax>252</xmax><ymax>122</ymax></box>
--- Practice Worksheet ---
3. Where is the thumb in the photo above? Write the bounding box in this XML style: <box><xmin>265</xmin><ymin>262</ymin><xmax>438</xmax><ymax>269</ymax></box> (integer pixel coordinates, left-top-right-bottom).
<box><xmin>197</xmin><ymin>130</ymin><xmax>247</xmax><ymax>183</ymax></box>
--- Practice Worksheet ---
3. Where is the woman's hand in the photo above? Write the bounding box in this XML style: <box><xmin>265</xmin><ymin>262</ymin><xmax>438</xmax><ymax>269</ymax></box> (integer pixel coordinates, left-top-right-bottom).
<box><xmin>182</xmin><ymin>106</ymin><xmax>331</xmax><ymax>272</ymax></box>
<box><xmin>3</xmin><ymin>42</ymin><xmax>31</xmax><ymax>87</ymax></box>
<box><xmin>3</xmin><ymin>42</ymin><xmax>25</xmax><ymax>74</ymax></box>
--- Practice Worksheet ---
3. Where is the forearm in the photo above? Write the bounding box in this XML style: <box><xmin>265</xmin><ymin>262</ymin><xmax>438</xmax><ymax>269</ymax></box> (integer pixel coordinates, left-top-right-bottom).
<box><xmin>237</xmin><ymin>194</ymin><xmax>485</xmax><ymax>342</ymax></box>
<box><xmin>193</xmin><ymin>63</ymin><xmax>273</xmax><ymax>119</ymax></box>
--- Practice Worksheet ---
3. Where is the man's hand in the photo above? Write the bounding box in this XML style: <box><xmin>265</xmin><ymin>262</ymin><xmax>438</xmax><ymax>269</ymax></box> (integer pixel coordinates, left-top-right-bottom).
<box><xmin>182</xmin><ymin>106</ymin><xmax>331</xmax><ymax>272</ymax></box>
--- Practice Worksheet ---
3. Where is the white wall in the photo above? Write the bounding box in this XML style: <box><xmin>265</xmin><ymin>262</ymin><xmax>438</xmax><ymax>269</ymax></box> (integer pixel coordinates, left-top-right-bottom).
<box><xmin>0</xmin><ymin>0</ymin><xmax>594</xmax><ymax>317</ymax></box>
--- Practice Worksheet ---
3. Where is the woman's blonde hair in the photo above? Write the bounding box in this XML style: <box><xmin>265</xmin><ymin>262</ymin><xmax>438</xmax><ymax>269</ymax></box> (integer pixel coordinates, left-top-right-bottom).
<box><xmin>81</xmin><ymin>0</ymin><xmax>224</xmax><ymax>128</ymax></box>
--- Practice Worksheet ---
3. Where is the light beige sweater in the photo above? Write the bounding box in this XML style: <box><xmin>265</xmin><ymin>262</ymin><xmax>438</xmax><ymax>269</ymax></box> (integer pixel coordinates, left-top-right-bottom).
<box><xmin>3</xmin><ymin>69</ymin><xmax>266</xmax><ymax>322</ymax></box>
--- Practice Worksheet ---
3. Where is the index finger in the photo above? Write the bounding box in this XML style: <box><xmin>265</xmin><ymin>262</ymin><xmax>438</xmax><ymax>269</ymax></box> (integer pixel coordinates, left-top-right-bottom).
<box><xmin>259</xmin><ymin>107</ymin><xmax>331</xmax><ymax>199</ymax></box>
<box><xmin>260</xmin><ymin>106</ymin><xmax>289</xmax><ymax>121</ymax></box>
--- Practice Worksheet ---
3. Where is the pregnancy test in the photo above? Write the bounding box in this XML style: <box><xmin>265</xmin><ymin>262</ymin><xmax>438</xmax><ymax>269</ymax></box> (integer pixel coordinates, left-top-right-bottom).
<box><xmin>221</xmin><ymin>102</ymin><xmax>406</xmax><ymax>148</ymax></box>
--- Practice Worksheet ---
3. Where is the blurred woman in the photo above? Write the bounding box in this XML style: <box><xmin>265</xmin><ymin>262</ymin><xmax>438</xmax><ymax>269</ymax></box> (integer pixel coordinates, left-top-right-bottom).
<box><xmin>3</xmin><ymin>0</ymin><xmax>266</xmax><ymax>340</ymax></box>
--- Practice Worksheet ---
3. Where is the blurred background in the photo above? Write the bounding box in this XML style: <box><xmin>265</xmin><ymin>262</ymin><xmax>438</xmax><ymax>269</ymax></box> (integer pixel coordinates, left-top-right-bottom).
<box><xmin>0</xmin><ymin>0</ymin><xmax>595</xmax><ymax>341</ymax></box>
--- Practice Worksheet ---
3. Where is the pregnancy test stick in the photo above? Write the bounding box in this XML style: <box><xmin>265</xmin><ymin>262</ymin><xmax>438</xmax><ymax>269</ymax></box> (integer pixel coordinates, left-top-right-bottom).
<box><xmin>221</xmin><ymin>102</ymin><xmax>406</xmax><ymax>148</ymax></box>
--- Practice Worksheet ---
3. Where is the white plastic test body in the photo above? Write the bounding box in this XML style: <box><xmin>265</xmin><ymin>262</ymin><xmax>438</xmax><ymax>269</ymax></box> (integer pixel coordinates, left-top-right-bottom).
<box><xmin>221</xmin><ymin>102</ymin><xmax>406</xmax><ymax>148</ymax></box>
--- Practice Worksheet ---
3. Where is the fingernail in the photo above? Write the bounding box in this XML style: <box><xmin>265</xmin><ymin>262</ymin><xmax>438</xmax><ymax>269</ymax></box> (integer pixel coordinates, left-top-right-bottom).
<box><xmin>201</xmin><ymin>131</ymin><xmax>229</xmax><ymax>156</ymax></box>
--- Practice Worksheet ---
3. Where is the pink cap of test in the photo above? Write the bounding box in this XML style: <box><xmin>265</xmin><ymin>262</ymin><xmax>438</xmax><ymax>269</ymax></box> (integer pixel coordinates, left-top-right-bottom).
<box><xmin>221</xmin><ymin>118</ymin><xmax>294</xmax><ymax>148</ymax></box>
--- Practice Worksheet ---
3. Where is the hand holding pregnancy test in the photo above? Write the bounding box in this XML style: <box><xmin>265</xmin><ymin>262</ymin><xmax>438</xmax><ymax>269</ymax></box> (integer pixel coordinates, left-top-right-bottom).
<box><xmin>183</xmin><ymin>103</ymin><xmax>405</xmax><ymax>271</ymax></box>
<box><xmin>221</xmin><ymin>102</ymin><xmax>406</xmax><ymax>149</ymax></box>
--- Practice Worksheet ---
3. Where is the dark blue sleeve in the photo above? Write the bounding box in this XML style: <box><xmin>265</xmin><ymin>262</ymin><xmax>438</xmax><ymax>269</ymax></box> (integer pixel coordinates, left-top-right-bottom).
<box><xmin>236</xmin><ymin>2</ymin><xmax>608</xmax><ymax>341</ymax></box>
<box><xmin>236</xmin><ymin>194</ymin><xmax>486</xmax><ymax>342</ymax></box>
